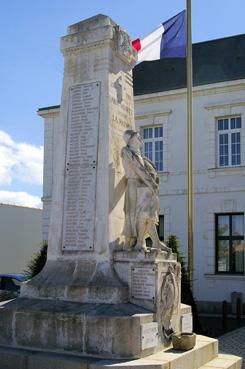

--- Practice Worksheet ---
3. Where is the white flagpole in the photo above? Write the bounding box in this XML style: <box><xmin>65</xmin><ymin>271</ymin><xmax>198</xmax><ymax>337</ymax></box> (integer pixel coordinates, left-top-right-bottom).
<box><xmin>186</xmin><ymin>0</ymin><xmax>193</xmax><ymax>288</ymax></box>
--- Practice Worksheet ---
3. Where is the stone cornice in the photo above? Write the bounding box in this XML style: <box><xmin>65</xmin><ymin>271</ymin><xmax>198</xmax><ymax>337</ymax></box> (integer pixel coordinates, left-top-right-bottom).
<box><xmin>134</xmin><ymin>79</ymin><xmax>245</xmax><ymax>105</ymax></box>
<box><xmin>60</xmin><ymin>17</ymin><xmax>136</xmax><ymax>67</ymax></box>
<box><xmin>135</xmin><ymin>110</ymin><xmax>172</xmax><ymax>120</ymax></box>
<box><xmin>37</xmin><ymin>107</ymin><xmax>60</xmax><ymax>118</ymax></box>
<box><xmin>204</xmin><ymin>100</ymin><xmax>245</xmax><ymax>110</ymax></box>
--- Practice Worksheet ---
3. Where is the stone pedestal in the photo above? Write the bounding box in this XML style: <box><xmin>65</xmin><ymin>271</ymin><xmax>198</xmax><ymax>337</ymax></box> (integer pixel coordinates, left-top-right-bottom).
<box><xmin>0</xmin><ymin>249</ymin><xmax>184</xmax><ymax>359</ymax></box>
<box><xmin>0</xmin><ymin>298</ymin><xmax>156</xmax><ymax>359</ymax></box>
<box><xmin>114</xmin><ymin>250</ymin><xmax>181</xmax><ymax>344</ymax></box>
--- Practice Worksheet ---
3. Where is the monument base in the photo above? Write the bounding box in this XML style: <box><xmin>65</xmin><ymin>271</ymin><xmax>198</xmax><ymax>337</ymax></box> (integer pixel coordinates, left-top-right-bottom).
<box><xmin>0</xmin><ymin>297</ymin><xmax>193</xmax><ymax>360</ymax></box>
<box><xmin>0</xmin><ymin>335</ymin><xmax>241</xmax><ymax>369</ymax></box>
<box><xmin>113</xmin><ymin>249</ymin><xmax>182</xmax><ymax>343</ymax></box>
<box><xmin>0</xmin><ymin>297</ymin><xmax>159</xmax><ymax>359</ymax></box>
<box><xmin>11</xmin><ymin>249</ymin><xmax>186</xmax><ymax>358</ymax></box>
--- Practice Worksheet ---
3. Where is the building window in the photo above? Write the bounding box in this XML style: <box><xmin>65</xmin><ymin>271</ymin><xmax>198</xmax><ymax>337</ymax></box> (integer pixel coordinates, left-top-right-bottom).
<box><xmin>215</xmin><ymin>213</ymin><xmax>244</xmax><ymax>274</ymax></box>
<box><xmin>143</xmin><ymin>127</ymin><xmax>163</xmax><ymax>171</ymax></box>
<box><xmin>217</xmin><ymin>116</ymin><xmax>241</xmax><ymax>167</ymax></box>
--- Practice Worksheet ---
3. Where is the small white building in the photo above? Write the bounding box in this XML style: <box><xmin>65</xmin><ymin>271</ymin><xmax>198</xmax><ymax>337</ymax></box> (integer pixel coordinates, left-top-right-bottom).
<box><xmin>38</xmin><ymin>34</ymin><xmax>245</xmax><ymax>313</ymax></box>
<box><xmin>0</xmin><ymin>204</ymin><xmax>42</xmax><ymax>274</ymax></box>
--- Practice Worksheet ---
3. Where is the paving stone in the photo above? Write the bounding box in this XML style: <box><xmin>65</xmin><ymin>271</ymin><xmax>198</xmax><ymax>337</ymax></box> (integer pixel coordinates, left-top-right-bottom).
<box><xmin>219</xmin><ymin>327</ymin><xmax>245</xmax><ymax>369</ymax></box>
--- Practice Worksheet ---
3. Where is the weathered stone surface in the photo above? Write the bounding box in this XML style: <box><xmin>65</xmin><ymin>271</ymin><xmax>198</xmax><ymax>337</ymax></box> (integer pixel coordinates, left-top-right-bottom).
<box><xmin>22</xmin><ymin>14</ymin><xmax>137</xmax><ymax>304</ymax></box>
<box><xmin>181</xmin><ymin>313</ymin><xmax>193</xmax><ymax>333</ymax></box>
<box><xmin>199</xmin><ymin>355</ymin><xmax>242</xmax><ymax>369</ymax></box>
<box><xmin>0</xmin><ymin>298</ymin><xmax>157</xmax><ymax>358</ymax></box>
<box><xmin>16</xmin><ymin>311</ymin><xmax>84</xmax><ymax>352</ymax></box>
<box><xmin>141</xmin><ymin>322</ymin><xmax>159</xmax><ymax>350</ymax></box>
<box><xmin>180</xmin><ymin>303</ymin><xmax>192</xmax><ymax>315</ymax></box>
<box><xmin>112</xmin><ymin>316</ymin><xmax>140</xmax><ymax>357</ymax></box>
<box><xmin>0</xmin><ymin>349</ymin><xmax>27</xmax><ymax>369</ymax></box>
<box><xmin>113</xmin><ymin>249</ymin><xmax>177</xmax><ymax>262</ymax></box>
<box><xmin>121</xmin><ymin>130</ymin><xmax>172</xmax><ymax>255</ymax></box>
<box><xmin>0</xmin><ymin>346</ymin><xmax>92</xmax><ymax>369</ymax></box>
<box><xmin>193</xmin><ymin>336</ymin><xmax>218</xmax><ymax>369</ymax></box>
<box><xmin>28</xmin><ymin>357</ymin><xmax>89</xmax><ymax>369</ymax></box>
<box><xmin>113</xmin><ymin>249</ymin><xmax>182</xmax><ymax>344</ymax></box>
<box><xmin>131</xmin><ymin>265</ymin><xmax>156</xmax><ymax>300</ymax></box>
<box><xmin>21</xmin><ymin>260</ymin><xmax>128</xmax><ymax>304</ymax></box>
<box><xmin>85</xmin><ymin>316</ymin><xmax>113</xmax><ymax>355</ymax></box>
<box><xmin>0</xmin><ymin>335</ymin><xmax>240</xmax><ymax>369</ymax></box>
<box><xmin>0</xmin><ymin>302</ymin><xmax>13</xmax><ymax>345</ymax></box>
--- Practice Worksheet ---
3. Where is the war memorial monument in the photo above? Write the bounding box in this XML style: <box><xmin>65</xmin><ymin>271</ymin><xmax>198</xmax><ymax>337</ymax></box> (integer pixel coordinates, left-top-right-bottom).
<box><xmin>0</xmin><ymin>14</ymin><xmax>241</xmax><ymax>369</ymax></box>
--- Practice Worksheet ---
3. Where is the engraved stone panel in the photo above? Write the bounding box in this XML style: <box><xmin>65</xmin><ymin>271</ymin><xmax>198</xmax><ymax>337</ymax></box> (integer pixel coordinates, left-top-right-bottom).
<box><xmin>62</xmin><ymin>82</ymin><xmax>100</xmax><ymax>251</ymax></box>
<box><xmin>141</xmin><ymin>322</ymin><xmax>158</xmax><ymax>350</ymax></box>
<box><xmin>181</xmin><ymin>313</ymin><xmax>193</xmax><ymax>333</ymax></box>
<box><xmin>131</xmin><ymin>266</ymin><xmax>155</xmax><ymax>300</ymax></box>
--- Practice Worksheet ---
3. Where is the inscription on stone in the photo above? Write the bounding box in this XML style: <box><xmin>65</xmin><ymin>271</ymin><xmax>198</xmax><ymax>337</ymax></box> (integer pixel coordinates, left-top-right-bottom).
<box><xmin>62</xmin><ymin>82</ymin><xmax>100</xmax><ymax>251</ymax></box>
<box><xmin>131</xmin><ymin>266</ymin><xmax>155</xmax><ymax>300</ymax></box>
<box><xmin>181</xmin><ymin>313</ymin><xmax>193</xmax><ymax>333</ymax></box>
<box><xmin>141</xmin><ymin>322</ymin><xmax>158</xmax><ymax>350</ymax></box>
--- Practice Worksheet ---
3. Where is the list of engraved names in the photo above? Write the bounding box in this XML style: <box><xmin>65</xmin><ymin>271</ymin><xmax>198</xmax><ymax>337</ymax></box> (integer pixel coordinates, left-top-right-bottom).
<box><xmin>131</xmin><ymin>266</ymin><xmax>155</xmax><ymax>300</ymax></box>
<box><xmin>62</xmin><ymin>82</ymin><xmax>100</xmax><ymax>251</ymax></box>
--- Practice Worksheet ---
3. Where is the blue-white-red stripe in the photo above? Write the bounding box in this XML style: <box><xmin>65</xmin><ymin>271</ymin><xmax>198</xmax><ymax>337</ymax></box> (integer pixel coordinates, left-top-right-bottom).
<box><xmin>132</xmin><ymin>10</ymin><xmax>186</xmax><ymax>62</ymax></box>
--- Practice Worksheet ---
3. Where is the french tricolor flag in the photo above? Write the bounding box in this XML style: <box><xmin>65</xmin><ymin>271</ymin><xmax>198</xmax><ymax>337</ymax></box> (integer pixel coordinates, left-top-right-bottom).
<box><xmin>132</xmin><ymin>10</ymin><xmax>186</xmax><ymax>62</ymax></box>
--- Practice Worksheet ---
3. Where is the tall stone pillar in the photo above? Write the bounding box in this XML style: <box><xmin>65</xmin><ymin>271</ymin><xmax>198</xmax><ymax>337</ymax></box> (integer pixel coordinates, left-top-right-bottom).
<box><xmin>22</xmin><ymin>15</ymin><xmax>136</xmax><ymax>303</ymax></box>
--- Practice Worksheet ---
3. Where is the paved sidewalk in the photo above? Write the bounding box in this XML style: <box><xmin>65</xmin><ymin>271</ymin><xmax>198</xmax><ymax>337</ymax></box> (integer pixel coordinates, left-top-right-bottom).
<box><xmin>219</xmin><ymin>327</ymin><xmax>245</xmax><ymax>368</ymax></box>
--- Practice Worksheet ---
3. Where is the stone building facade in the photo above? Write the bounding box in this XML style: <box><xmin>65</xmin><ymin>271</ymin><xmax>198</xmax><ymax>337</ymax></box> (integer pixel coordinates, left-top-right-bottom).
<box><xmin>38</xmin><ymin>34</ymin><xmax>245</xmax><ymax>312</ymax></box>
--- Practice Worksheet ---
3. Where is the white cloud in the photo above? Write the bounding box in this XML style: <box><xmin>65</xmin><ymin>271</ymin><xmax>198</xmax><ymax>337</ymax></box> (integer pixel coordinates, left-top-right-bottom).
<box><xmin>0</xmin><ymin>131</ymin><xmax>14</xmax><ymax>146</ymax></box>
<box><xmin>0</xmin><ymin>190</ymin><xmax>42</xmax><ymax>209</ymax></box>
<box><xmin>0</xmin><ymin>130</ymin><xmax>43</xmax><ymax>185</ymax></box>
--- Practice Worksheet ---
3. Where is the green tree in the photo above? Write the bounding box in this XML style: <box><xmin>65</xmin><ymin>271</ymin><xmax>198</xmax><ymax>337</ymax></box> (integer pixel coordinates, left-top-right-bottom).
<box><xmin>24</xmin><ymin>241</ymin><xmax>48</xmax><ymax>278</ymax></box>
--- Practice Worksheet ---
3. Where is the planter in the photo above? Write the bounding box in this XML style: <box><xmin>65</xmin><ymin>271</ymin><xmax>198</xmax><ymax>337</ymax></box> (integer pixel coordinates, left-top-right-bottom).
<box><xmin>172</xmin><ymin>333</ymin><xmax>196</xmax><ymax>351</ymax></box>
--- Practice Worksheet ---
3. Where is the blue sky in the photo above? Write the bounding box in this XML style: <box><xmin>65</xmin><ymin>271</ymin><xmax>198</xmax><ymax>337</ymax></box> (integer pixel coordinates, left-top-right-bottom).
<box><xmin>0</xmin><ymin>0</ymin><xmax>245</xmax><ymax>207</ymax></box>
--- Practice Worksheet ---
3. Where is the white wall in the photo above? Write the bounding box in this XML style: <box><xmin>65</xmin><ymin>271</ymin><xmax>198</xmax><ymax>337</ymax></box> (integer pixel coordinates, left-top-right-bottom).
<box><xmin>0</xmin><ymin>204</ymin><xmax>42</xmax><ymax>274</ymax></box>
<box><xmin>135</xmin><ymin>79</ymin><xmax>245</xmax><ymax>307</ymax></box>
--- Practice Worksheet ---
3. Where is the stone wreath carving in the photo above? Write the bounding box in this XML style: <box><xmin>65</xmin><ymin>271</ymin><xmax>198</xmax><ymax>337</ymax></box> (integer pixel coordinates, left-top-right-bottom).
<box><xmin>115</xmin><ymin>26</ymin><xmax>132</xmax><ymax>61</ymax></box>
<box><xmin>160</xmin><ymin>263</ymin><xmax>181</xmax><ymax>340</ymax></box>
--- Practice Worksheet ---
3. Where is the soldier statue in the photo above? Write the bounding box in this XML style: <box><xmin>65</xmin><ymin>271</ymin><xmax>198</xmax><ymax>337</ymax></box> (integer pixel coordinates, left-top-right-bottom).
<box><xmin>121</xmin><ymin>129</ymin><xmax>171</xmax><ymax>254</ymax></box>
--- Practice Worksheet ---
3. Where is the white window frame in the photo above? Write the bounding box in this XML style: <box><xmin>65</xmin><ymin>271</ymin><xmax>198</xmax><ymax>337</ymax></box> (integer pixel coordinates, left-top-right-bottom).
<box><xmin>216</xmin><ymin>116</ymin><xmax>242</xmax><ymax>168</ymax></box>
<box><xmin>142</xmin><ymin>126</ymin><xmax>164</xmax><ymax>172</ymax></box>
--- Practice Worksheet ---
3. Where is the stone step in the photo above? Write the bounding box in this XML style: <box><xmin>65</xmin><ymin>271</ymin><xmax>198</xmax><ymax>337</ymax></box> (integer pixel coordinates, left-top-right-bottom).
<box><xmin>98</xmin><ymin>335</ymin><xmax>218</xmax><ymax>369</ymax></box>
<box><xmin>0</xmin><ymin>335</ymin><xmax>219</xmax><ymax>369</ymax></box>
<box><xmin>0</xmin><ymin>297</ymin><xmax>156</xmax><ymax>359</ymax></box>
<box><xmin>198</xmin><ymin>353</ymin><xmax>242</xmax><ymax>369</ymax></box>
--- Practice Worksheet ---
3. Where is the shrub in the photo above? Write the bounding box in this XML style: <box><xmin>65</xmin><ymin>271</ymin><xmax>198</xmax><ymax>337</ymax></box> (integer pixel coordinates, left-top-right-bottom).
<box><xmin>24</xmin><ymin>241</ymin><xmax>48</xmax><ymax>278</ymax></box>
